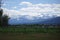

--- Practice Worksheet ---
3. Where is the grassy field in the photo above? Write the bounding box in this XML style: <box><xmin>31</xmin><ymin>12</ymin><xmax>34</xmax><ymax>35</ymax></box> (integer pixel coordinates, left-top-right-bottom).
<box><xmin>0</xmin><ymin>27</ymin><xmax>60</xmax><ymax>33</ymax></box>
<box><xmin>0</xmin><ymin>26</ymin><xmax>60</xmax><ymax>40</ymax></box>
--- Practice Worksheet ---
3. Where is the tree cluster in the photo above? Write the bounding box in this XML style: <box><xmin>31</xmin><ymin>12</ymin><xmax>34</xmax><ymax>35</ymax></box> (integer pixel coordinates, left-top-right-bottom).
<box><xmin>0</xmin><ymin>9</ymin><xmax>9</xmax><ymax>27</ymax></box>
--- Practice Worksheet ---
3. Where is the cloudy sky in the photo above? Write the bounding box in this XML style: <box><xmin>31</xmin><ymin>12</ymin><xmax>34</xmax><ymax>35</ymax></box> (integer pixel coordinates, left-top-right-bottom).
<box><xmin>2</xmin><ymin>0</ymin><xmax>60</xmax><ymax>21</ymax></box>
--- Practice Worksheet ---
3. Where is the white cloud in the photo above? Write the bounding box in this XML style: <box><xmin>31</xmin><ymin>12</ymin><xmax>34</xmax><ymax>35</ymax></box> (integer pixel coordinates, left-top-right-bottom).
<box><xmin>12</xmin><ymin>6</ymin><xmax>17</xmax><ymax>9</ymax></box>
<box><xmin>20</xmin><ymin>3</ymin><xmax>60</xmax><ymax>13</ymax></box>
<box><xmin>2</xmin><ymin>1</ymin><xmax>60</xmax><ymax>20</ymax></box>
<box><xmin>20</xmin><ymin>1</ymin><xmax>32</xmax><ymax>6</ymax></box>
<box><xmin>2</xmin><ymin>8</ymin><xmax>19</xmax><ymax>18</ymax></box>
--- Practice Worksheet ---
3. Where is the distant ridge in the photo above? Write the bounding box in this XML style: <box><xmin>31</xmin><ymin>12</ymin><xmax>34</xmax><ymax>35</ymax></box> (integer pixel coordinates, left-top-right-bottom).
<box><xmin>9</xmin><ymin>16</ymin><xmax>60</xmax><ymax>25</ymax></box>
<box><xmin>38</xmin><ymin>17</ymin><xmax>60</xmax><ymax>25</ymax></box>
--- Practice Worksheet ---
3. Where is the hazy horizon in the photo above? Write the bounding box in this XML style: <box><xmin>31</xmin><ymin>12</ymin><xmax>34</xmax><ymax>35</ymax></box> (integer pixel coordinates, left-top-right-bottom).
<box><xmin>1</xmin><ymin>0</ymin><xmax>60</xmax><ymax>24</ymax></box>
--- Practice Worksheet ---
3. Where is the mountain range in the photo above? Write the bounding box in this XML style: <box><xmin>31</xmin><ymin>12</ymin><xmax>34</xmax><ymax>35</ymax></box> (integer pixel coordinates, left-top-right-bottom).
<box><xmin>8</xmin><ymin>15</ymin><xmax>60</xmax><ymax>25</ymax></box>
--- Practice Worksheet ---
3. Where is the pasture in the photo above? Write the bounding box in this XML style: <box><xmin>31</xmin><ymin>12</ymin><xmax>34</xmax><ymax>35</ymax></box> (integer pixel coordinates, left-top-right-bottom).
<box><xmin>0</xmin><ymin>25</ymin><xmax>60</xmax><ymax>40</ymax></box>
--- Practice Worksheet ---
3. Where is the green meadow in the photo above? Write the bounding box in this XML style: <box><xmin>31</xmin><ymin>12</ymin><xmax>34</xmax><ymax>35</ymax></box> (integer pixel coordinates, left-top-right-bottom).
<box><xmin>0</xmin><ymin>27</ymin><xmax>60</xmax><ymax>33</ymax></box>
<box><xmin>0</xmin><ymin>25</ymin><xmax>60</xmax><ymax>40</ymax></box>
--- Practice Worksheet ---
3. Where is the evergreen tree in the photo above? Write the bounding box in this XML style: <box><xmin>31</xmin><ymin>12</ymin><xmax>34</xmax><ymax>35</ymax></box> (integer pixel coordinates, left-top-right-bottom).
<box><xmin>2</xmin><ymin>14</ymin><xmax>9</xmax><ymax>27</ymax></box>
<box><xmin>0</xmin><ymin>9</ymin><xmax>3</xmax><ymax>26</ymax></box>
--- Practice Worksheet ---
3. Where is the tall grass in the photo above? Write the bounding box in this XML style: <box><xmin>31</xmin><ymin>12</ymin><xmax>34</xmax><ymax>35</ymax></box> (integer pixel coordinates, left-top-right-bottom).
<box><xmin>0</xmin><ymin>26</ymin><xmax>60</xmax><ymax>33</ymax></box>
